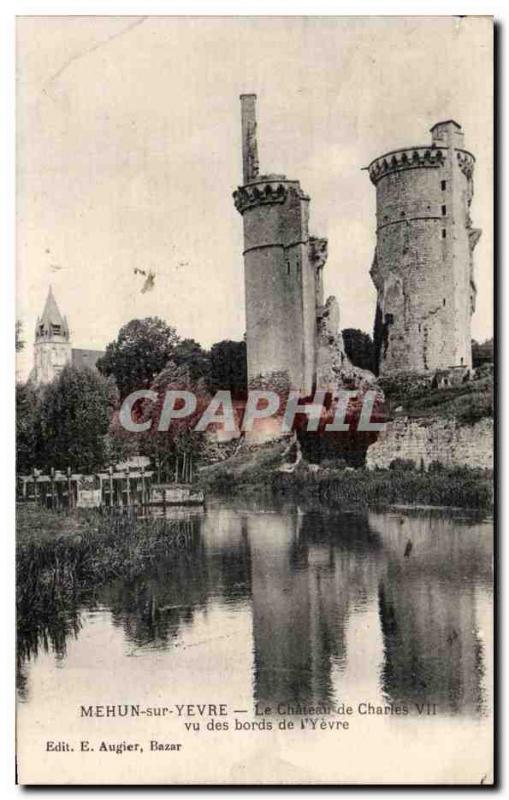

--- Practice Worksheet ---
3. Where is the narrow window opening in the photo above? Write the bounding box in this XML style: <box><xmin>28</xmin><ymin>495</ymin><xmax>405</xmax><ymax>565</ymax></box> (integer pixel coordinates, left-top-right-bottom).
<box><xmin>441</xmin><ymin>180</ymin><xmax>447</xmax><ymax>191</ymax></box>
<box><xmin>441</xmin><ymin>204</ymin><xmax>447</xmax><ymax>216</ymax></box>
<box><xmin>286</xmin><ymin>260</ymin><xmax>291</xmax><ymax>275</ymax></box>
<box><xmin>442</xmin><ymin>229</ymin><xmax>447</xmax><ymax>239</ymax></box>
<box><xmin>443</xmin><ymin>298</ymin><xmax>446</xmax><ymax>306</ymax></box>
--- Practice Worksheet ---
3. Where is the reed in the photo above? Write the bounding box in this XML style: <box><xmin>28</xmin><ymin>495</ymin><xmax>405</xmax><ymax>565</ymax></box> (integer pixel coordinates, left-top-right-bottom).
<box><xmin>270</xmin><ymin>465</ymin><xmax>493</xmax><ymax>510</ymax></box>
<box><xmin>16</xmin><ymin>504</ymin><xmax>199</xmax><ymax>672</ymax></box>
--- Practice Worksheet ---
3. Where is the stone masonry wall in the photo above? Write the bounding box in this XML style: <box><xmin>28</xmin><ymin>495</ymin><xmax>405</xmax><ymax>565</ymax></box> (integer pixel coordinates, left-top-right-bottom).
<box><xmin>241</xmin><ymin>179</ymin><xmax>315</xmax><ymax>394</ymax></box>
<box><xmin>366</xmin><ymin>416</ymin><xmax>493</xmax><ymax>471</ymax></box>
<box><xmin>370</xmin><ymin>122</ymin><xmax>477</xmax><ymax>375</ymax></box>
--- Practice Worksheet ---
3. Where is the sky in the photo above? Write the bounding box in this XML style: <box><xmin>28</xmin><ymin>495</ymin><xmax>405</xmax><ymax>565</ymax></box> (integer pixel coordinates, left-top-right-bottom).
<box><xmin>16</xmin><ymin>16</ymin><xmax>493</xmax><ymax>379</ymax></box>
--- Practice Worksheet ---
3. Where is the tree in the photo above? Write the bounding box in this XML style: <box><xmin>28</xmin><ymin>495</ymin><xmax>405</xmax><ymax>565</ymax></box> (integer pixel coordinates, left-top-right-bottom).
<box><xmin>37</xmin><ymin>365</ymin><xmax>113</xmax><ymax>472</ymax></box>
<box><xmin>210</xmin><ymin>339</ymin><xmax>247</xmax><ymax>396</ymax></box>
<box><xmin>342</xmin><ymin>328</ymin><xmax>375</xmax><ymax>372</ymax></box>
<box><xmin>472</xmin><ymin>337</ymin><xmax>494</xmax><ymax>368</ymax></box>
<box><xmin>16</xmin><ymin>381</ymin><xmax>40</xmax><ymax>473</ymax></box>
<box><xmin>16</xmin><ymin>321</ymin><xmax>25</xmax><ymax>353</ymax></box>
<box><xmin>138</xmin><ymin>361</ymin><xmax>211</xmax><ymax>483</ymax></box>
<box><xmin>97</xmin><ymin>317</ymin><xmax>180</xmax><ymax>399</ymax></box>
<box><xmin>172</xmin><ymin>338</ymin><xmax>212</xmax><ymax>385</ymax></box>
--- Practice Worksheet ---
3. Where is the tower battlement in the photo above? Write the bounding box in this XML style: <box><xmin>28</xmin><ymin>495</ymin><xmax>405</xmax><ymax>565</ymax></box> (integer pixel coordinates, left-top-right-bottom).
<box><xmin>368</xmin><ymin>146</ymin><xmax>475</xmax><ymax>186</ymax></box>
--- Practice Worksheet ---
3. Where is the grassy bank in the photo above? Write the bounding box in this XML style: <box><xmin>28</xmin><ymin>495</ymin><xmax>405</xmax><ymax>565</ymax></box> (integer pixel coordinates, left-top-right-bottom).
<box><xmin>199</xmin><ymin>442</ymin><xmax>493</xmax><ymax>510</ymax></box>
<box><xmin>16</xmin><ymin>504</ymin><xmax>198</xmax><ymax>667</ymax></box>
<box><xmin>270</xmin><ymin>465</ymin><xmax>493</xmax><ymax>510</ymax></box>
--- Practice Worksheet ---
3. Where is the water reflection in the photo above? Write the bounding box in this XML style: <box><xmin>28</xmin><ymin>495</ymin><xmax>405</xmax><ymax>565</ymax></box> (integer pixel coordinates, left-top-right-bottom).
<box><xmin>370</xmin><ymin>512</ymin><xmax>492</xmax><ymax>715</ymax></box>
<box><xmin>17</xmin><ymin>502</ymin><xmax>493</xmax><ymax>718</ymax></box>
<box><xmin>248</xmin><ymin>510</ymin><xmax>383</xmax><ymax>708</ymax></box>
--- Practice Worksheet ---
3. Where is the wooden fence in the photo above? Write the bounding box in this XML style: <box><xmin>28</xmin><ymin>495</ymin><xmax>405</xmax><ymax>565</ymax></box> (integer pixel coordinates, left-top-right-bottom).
<box><xmin>18</xmin><ymin>467</ymin><xmax>154</xmax><ymax>510</ymax></box>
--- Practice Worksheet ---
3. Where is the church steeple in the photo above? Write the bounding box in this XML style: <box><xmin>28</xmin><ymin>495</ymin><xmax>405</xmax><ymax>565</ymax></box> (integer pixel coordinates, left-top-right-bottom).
<box><xmin>35</xmin><ymin>286</ymin><xmax>70</xmax><ymax>342</ymax></box>
<box><xmin>32</xmin><ymin>286</ymin><xmax>72</xmax><ymax>384</ymax></box>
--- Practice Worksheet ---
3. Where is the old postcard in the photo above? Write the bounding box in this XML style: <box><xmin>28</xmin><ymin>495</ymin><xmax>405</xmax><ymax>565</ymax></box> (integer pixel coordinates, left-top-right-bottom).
<box><xmin>15</xmin><ymin>15</ymin><xmax>494</xmax><ymax>785</ymax></box>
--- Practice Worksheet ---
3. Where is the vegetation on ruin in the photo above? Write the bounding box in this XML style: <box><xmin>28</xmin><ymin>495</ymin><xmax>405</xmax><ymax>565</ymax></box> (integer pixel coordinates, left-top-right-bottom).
<box><xmin>380</xmin><ymin>367</ymin><xmax>493</xmax><ymax>424</ymax></box>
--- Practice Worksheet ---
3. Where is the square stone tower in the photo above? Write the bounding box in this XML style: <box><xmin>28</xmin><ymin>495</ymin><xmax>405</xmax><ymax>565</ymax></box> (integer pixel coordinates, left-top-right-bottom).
<box><xmin>368</xmin><ymin>120</ymin><xmax>481</xmax><ymax>375</ymax></box>
<box><xmin>233</xmin><ymin>95</ymin><xmax>319</xmax><ymax>395</ymax></box>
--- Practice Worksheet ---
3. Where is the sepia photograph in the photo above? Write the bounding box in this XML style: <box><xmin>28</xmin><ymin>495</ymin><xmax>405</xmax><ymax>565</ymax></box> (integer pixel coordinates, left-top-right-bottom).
<box><xmin>13</xmin><ymin>14</ymin><xmax>494</xmax><ymax>785</ymax></box>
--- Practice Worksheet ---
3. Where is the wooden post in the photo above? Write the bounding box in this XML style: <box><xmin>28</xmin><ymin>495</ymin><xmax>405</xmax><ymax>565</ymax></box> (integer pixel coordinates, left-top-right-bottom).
<box><xmin>126</xmin><ymin>467</ymin><xmax>130</xmax><ymax>507</ymax></box>
<box><xmin>67</xmin><ymin>467</ymin><xmax>72</xmax><ymax>509</ymax></box>
<box><xmin>109</xmin><ymin>466</ymin><xmax>114</xmax><ymax>508</ymax></box>
<box><xmin>50</xmin><ymin>467</ymin><xmax>55</xmax><ymax>510</ymax></box>
<box><xmin>141</xmin><ymin>466</ymin><xmax>145</xmax><ymax>507</ymax></box>
<box><xmin>33</xmin><ymin>468</ymin><xmax>38</xmax><ymax>504</ymax></box>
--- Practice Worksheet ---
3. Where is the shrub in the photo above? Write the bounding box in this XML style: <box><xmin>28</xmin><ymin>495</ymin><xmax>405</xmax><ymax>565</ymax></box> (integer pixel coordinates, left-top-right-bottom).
<box><xmin>389</xmin><ymin>458</ymin><xmax>416</xmax><ymax>471</ymax></box>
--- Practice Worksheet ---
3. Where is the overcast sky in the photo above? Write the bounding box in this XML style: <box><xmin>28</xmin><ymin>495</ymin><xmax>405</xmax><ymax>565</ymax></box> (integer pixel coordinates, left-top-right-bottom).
<box><xmin>16</xmin><ymin>16</ymin><xmax>493</xmax><ymax>379</ymax></box>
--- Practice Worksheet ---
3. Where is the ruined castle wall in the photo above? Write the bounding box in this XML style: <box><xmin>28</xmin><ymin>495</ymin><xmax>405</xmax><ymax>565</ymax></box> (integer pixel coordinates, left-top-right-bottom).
<box><xmin>242</xmin><ymin>182</ymin><xmax>316</xmax><ymax>393</ymax></box>
<box><xmin>450</xmin><ymin>154</ymin><xmax>474</xmax><ymax>370</ymax></box>
<box><xmin>374</xmin><ymin>165</ymin><xmax>456</xmax><ymax>372</ymax></box>
<box><xmin>370</xmin><ymin>123</ymin><xmax>477</xmax><ymax>375</ymax></box>
<box><xmin>366</xmin><ymin>416</ymin><xmax>493</xmax><ymax>471</ymax></box>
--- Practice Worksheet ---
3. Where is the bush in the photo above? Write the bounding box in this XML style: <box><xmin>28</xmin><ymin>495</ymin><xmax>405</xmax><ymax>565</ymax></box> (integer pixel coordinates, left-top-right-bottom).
<box><xmin>389</xmin><ymin>458</ymin><xmax>416</xmax><ymax>471</ymax></box>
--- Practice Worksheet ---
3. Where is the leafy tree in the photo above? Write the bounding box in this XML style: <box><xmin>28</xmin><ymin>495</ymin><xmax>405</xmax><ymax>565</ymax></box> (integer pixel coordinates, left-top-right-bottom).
<box><xmin>472</xmin><ymin>337</ymin><xmax>494</xmax><ymax>368</ymax></box>
<box><xmin>37</xmin><ymin>365</ymin><xmax>113</xmax><ymax>472</ymax></box>
<box><xmin>210</xmin><ymin>339</ymin><xmax>247</xmax><ymax>396</ymax></box>
<box><xmin>138</xmin><ymin>361</ymin><xmax>211</xmax><ymax>483</ymax></box>
<box><xmin>342</xmin><ymin>328</ymin><xmax>375</xmax><ymax>372</ymax></box>
<box><xmin>16</xmin><ymin>381</ymin><xmax>40</xmax><ymax>473</ymax></box>
<box><xmin>172</xmin><ymin>338</ymin><xmax>212</xmax><ymax>385</ymax></box>
<box><xmin>97</xmin><ymin>317</ymin><xmax>180</xmax><ymax>399</ymax></box>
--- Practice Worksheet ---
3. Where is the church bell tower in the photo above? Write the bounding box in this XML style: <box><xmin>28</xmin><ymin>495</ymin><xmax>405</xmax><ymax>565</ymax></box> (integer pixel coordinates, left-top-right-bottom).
<box><xmin>33</xmin><ymin>287</ymin><xmax>72</xmax><ymax>384</ymax></box>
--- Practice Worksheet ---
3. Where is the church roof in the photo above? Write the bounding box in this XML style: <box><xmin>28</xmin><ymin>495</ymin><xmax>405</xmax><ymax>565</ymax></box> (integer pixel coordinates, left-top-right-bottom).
<box><xmin>36</xmin><ymin>286</ymin><xmax>70</xmax><ymax>340</ymax></box>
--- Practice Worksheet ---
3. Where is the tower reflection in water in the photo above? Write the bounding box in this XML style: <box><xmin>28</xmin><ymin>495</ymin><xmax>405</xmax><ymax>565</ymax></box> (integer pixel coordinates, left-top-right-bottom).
<box><xmin>247</xmin><ymin>510</ymin><xmax>383</xmax><ymax>708</ymax></box>
<box><xmin>19</xmin><ymin>504</ymin><xmax>492</xmax><ymax>719</ymax></box>
<box><xmin>242</xmin><ymin>506</ymin><xmax>491</xmax><ymax>715</ymax></box>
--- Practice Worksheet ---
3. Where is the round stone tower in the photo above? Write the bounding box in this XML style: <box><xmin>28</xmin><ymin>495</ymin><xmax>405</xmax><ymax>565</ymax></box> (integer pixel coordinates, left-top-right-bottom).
<box><xmin>233</xmin><ymin>95</ymin><xmax>318</xmax><ymax>395</ymax></box>
<box><xmin>368</xmin><ymin>120</ymin><xmax>481</xmax><ymax>375</ymax></box>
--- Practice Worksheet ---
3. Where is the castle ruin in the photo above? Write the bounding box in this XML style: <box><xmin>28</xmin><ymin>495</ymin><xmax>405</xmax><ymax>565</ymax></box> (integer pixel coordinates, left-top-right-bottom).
<box><xmin>369</xmin><ymin>120</ymin><xmax>481</xmax><ymax>375</ymax></box>
<box><xmin>233</xmin><ymin>95</ymin><xmax>345</xmax><ymax>395</ymax></box>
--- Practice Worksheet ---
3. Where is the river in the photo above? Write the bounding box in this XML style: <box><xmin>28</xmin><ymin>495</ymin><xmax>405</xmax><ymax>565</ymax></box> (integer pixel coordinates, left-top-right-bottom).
<box><xmin>17</xmin><ymin>499</ymin><xmax>494</xmax><ymax>784</ymax></box>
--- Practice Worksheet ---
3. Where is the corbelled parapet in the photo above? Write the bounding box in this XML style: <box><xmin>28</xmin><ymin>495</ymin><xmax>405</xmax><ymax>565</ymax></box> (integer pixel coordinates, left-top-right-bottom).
<box><xmin>368</xmin><ymin>145</ymin><xmax>475</xmax><ymax>185</ymax></box>
<box><xmin>233</xmin><ymin>176</ymin><xmax>289</xmax><ymax>215</ymax></box>
<box><xmin>456</xmin><ymin>149</ymin><xmax>475</xmax><ymax>179</ymax></box>
<box><xmin>368</xmin><ymin>146</ymin><xmax>446</xmax><ymax>185</ymax></box>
